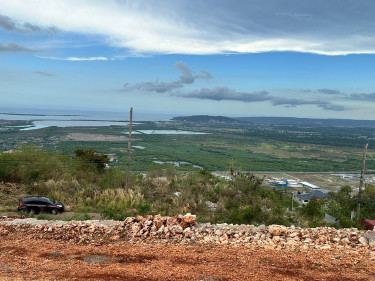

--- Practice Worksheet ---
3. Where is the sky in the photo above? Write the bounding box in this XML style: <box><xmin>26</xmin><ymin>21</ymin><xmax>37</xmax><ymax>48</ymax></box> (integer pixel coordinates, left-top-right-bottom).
<box><xmin>1</xmin><ymin>0</ymin><xmax>375</xmax><ymax>119</ymax></box>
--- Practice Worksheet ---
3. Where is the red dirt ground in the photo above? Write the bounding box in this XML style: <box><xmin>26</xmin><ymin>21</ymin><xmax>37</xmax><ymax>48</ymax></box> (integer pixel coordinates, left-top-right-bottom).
<box><xmin>0</xmin><ymin>229</ymin><xmax>374</xmax><ymax>280</ymax></box>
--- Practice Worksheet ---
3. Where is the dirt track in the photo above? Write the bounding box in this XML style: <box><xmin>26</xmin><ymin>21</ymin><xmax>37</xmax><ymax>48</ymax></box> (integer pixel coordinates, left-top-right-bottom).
<box><xmin>1</xmin><ymin>229</ymin><xmax>375</xmax><ymax>280</ymax></box>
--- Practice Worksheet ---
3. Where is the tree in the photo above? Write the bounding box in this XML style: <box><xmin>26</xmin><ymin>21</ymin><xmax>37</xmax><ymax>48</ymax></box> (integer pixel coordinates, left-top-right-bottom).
<box><xmin>301</xmin><ymin>197</ymin><xmax>324</xmax><ymax>220</ymax></box>
<box><xmin>339</xmin><ymin>185</ymin><xmax>352</xmax><ymax>197</ymax></box>
<box><xmin>74</xmin><ymin>148</ymin><xmax>109</xmax><ymax>171</ymax></box>
<box><xmin>327</xmin><ymin>185</ymin><xmax>356</xmax><ymax>228</ymax></box>
<box><xmin>361</xmin><ymin>185</ymin><xmax>375</xmax><ymax>220</ymax></box>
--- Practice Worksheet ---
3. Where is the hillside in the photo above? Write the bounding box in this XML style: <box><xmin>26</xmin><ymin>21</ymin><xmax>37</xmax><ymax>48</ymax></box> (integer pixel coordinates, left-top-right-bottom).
<box><xmin>235</xmin><ymin>116</ymin><xmax>375</xmax><ymax>127</ymax></box>
<box><xmin>172</xmin><ymin>115</ymin><xmax>375</xmax><ymax>127</ymax></box>
<box><xmin>172</xmin><ymin>115</ymin><xmax>239</xmax><ymax>123</ymax></box>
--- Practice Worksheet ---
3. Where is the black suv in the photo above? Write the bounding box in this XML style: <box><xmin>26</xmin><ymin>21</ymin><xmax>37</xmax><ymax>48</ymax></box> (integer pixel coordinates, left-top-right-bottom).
<box><xmin>18</xmin><ymin>197</ymin><xmax>64</xmax><ymax>215</ymax></box>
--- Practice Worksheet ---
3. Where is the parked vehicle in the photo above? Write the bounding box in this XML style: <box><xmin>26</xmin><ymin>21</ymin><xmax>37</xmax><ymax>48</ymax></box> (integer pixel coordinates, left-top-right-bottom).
<box><xmin>18</xmin><ymin>197</ymin><xmax>64</xmax><ymax>215</ymax></box>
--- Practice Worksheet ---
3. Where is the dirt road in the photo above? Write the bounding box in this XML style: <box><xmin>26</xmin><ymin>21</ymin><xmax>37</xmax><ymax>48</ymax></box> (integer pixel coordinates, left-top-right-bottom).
<box><xmin>0</xmin><ymin>229</ymin><xmax>374</xmax><ymax>280</ymax></box>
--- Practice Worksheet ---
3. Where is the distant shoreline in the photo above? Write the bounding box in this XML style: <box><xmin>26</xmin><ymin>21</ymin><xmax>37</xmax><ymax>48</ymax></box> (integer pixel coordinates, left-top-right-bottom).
<box><xmin>0</xmin><ymin>112</ymin><xmax>85</xmax><ymax>117</ymax></box>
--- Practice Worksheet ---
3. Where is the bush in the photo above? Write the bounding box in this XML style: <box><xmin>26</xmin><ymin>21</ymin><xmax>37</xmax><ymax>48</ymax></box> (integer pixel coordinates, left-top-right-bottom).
<box><xmin>137</xmin><ymin>202</ymin><xmax>152</xmax><ymax>215</ymax></box>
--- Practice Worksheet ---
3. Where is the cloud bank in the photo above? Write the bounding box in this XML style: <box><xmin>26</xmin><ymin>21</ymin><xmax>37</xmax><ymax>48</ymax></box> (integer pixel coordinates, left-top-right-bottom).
<box><xmin>121</xmin><ymin>62</ymin><xmax>346</xmax><ymax>111</ymax></box>
<box><xmin>121</xmin><ymin>62</ymin><xmax>212</xmax><ymax>93</ymax></box>
<box><xmin>37</xmin><ymin>56</ymin><xmax>108</xmax><ymax>61</ymax></box>
<box><xmin>0</xmin><ymin>42</ymin><xmax>39</xmax><ymax>52</ymax></box>
<box><xmin>34</xmin><ymin>71</ymin><xmax>54</xmax><ymax>77</ymax></box>
<box><xmin>0</xmin><ymin>13</ymin><xmax>57</xmax><ymax>34</ymax></box>
<box><xmin>177</xmin><ymin>87</ymin><xmax>270</xmax><ymax>102</ymax></box>
<box><xmin>348</xmin><ymin>93</ymin><xmax>375</xmax><ymax>101</ymax></box>
<box><xmin>2</xmin><ymin>0</ymin><xmax>375</xmax><ymax>55</ymax></box>
<box><xmin>318</xmin><ymin>89</ymin><xmax>344</xmax><ymax>95</ymax></box>
<box><xmin>271</xmin><ymin>98</ymin><xmax>346</xmax><ymax>111</ymax></box>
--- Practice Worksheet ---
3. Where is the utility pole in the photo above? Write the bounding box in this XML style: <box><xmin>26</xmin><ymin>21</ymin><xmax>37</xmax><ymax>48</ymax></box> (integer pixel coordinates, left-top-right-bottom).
<box><xmin>357</xmin><ymin>143</ymin><xmax>368</xmax><ymax>220</ymax></box>
<box><xmin>125</xmin><ymin>107</ymin><xmax>133</xmax><ymax>190</ymax></box>
<box><xmin>291</xmin><ymin>192</ymin><xmax>294</xmax><ymax>211</ymax></box>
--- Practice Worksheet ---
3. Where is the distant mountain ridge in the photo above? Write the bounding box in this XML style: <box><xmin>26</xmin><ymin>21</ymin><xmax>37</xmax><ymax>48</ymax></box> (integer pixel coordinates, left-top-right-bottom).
<box><xmin>235</xmin><ymin>117</ymin><xmax>375</xmax><ymax>127</ymax></box>
<box><xmin>173</xmin><ymin>115</ymin><xmax>375</xmax><ymax>127</ymax></box>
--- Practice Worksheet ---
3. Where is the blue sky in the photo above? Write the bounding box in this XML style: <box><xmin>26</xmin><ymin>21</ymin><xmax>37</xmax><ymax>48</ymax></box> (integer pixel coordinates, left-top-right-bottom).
<box><xmin>1</xmin><ymin>0</ymin><xmax>375</xmax><ymax>119</ymax></box>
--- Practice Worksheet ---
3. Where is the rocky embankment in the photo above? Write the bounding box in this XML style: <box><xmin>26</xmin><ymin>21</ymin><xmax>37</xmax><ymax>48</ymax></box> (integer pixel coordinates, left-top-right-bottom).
<box><xmin>0</xmin><ymin>214</ymin><xmax>374</xmax><ymax>251</ymax></box>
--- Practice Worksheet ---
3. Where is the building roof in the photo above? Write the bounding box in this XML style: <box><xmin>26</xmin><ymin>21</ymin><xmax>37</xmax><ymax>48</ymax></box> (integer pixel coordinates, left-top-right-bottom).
<box><xmin>300</xmin><ymin>181</ymin><xmax>321</xmax><ymax>189</ymax></box>
<box><xmin>296</xmin><ymin>190</ymin><xmax>328</xmax><ymax>200</ymax></box>
<box><xmin>361</xmin><ymin>219</ymin><xmax>375</xmax><ymax>230</ymax></box>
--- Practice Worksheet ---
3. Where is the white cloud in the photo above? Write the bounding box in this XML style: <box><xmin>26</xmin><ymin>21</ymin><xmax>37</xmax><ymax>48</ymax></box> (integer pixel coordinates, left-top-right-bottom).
<box><xmin>2</xmin><ymin>0</ymin><xmax>375</xmax><ymax>55</ymax></box>
<box><xmin>37</xmin><ymin>56</ymin><xmax>108</xmax><ymax>61</ymax></box>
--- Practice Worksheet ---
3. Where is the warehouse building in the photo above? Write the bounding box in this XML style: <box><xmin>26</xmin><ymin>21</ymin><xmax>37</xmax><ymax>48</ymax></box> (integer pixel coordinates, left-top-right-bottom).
<box><xmin>300</xmin><ymin>181</ymin><xmax>321</xmax><ymax>190</ymax></box>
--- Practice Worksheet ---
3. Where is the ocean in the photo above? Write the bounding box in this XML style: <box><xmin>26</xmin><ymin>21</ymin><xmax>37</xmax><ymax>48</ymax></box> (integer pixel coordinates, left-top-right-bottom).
<box><xmin>0</xmin><ymin>107</ymin><xmax>175</xmax><ymax>130</ymax></box>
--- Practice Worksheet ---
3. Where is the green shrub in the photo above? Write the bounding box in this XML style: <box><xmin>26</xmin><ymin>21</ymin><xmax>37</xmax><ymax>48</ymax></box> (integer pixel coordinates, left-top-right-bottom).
<box><xmin>137</xmin><ymin>202</ymin><xmax>152</xmax><ymax>215</ymax></box>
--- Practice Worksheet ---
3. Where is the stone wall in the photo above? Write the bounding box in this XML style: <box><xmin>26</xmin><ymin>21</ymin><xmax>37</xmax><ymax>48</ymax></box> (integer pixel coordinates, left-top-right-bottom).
<box><xmin>0</xmin><ymin>214</ymin><xmax>374</xmax><ymax>250</ymax></box>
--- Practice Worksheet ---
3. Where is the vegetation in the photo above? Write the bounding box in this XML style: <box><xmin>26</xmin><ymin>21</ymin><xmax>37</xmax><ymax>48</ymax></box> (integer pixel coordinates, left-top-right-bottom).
<box><xmin>74</xmin><ymin>148</ymin><xmax>109</xmax><ymax>171</ymax></box>
<box><xmin>0</xmin><ymin>146</ymin><xmax>294</xmax><ymax>224</ymax></box>
<box><xmin>1</xmin><ymin>118</ymin><xmax>374</xmax><ymax>173</ymax></box>
<box><xmin>0</xmin><ymin>145</ymin><xmax>374</xmax><ymax>228</ymax></box>
<box><xmin>325</xmin><ymin>185</ymin><xmax>375</xmax><ymax>228</ymax></box>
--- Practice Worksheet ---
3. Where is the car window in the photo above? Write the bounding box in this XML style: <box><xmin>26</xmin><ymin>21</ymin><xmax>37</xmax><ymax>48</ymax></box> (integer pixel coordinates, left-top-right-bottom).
<box><xmin>37</xmin><ymin>200</ymin><xmax>49</xmax><ymax>205</ymax></box>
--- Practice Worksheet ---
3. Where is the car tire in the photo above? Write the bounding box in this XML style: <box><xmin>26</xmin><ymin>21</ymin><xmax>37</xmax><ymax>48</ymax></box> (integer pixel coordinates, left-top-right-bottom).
<box><xmin>51</xmin><ymin>209</ymin><xmax>59</xmax><ymax>215</ymax></box>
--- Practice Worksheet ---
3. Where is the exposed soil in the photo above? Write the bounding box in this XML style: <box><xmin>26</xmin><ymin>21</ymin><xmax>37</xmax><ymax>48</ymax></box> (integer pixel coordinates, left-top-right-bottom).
<box><xmin>0</xmin><ymin>228</ymin><xmax>374</xmax><ymax>280</ymax></box>
<box><xmin>0</xmin><ymin>212</ymin><xmax>102</xmax><ymax>220</ymax></box>
<box><xmin>62</xmin><ymin>133</ymin><xmax>128</xmax><ymax>142</ymax></box>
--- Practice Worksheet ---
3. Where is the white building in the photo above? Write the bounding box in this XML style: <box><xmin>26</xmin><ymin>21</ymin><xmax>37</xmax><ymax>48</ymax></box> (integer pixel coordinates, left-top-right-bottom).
<box><xmin>286</xmin><ymin>179</ymin><xmax>300</xmax><ymax>187</ymax></box>
<box><xmin>300</xmin><ymin>181</ymin><xmax>321</xmax><ymax>190</ymax></box>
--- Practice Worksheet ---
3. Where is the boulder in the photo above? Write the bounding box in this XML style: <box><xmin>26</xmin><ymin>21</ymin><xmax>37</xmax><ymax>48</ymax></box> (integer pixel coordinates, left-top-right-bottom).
<box><xmin>166</xmin><ymin>217</ymin><xmax>179</xmax><ymax>227</ymax></box>
<box><xmin>358</xmin><ymin>236</ymin><xmax>368</xmax><ymax>246</ymax></box>
<box><xmin>110</xmin><ymin>235</ymin><xmax>120</xmax><ymax>241</ymax></box>
<box><xmin>145</xmin><ymin>215</ymin><xmax>153</xmax><ymax>221</ymax></box>
<box><xmin>149</xmin><ymin>225</ymin><xmax>157</xmax><ymax>235</ymax></box>
<box><xmin>272</xmin><ymin>235</ymin><xmax>280</xmax><ymax>243</ymax></box>
<box><xmin>144</xmin><ymin>220</ymin><xmax>153</xmax><ymax>227</ymax></box>
<box><xmin>170</xmin><ymin>225</ymin><xmax>184</xmax><ymax>235</ymax></box>
<box><xmin>183</xmin><ymin>227</ymin><xmax>193</xmax><ymax>239</ymax></box>
<box><xmin>123</xmin><ymin>217</ymin><xmax>134</xmax><ymax>225</ymax></box>
<box><xmin>130</xmin><ymin>223</ymin><xmax>141</xmax><ymax>234</ymax></box>
<box><xmin>341</xmin><ymin>237</ymin><xmax>350</xmax><ymax>245</ymax></box>
<box><xmin>332</xmin><ymin>237</ymin><xmax>340</xmax><ymax>243</ymax></box>
<box><xmin>268</xmin><ymin>225</ymin><xmax>287</xmax><ymax>236</ymax></box>
<box><xmin>180</xmin><ymin>213</ymin><xmax>196</xmax><ymax>228</ymax></box>
<box><xmin>176</xmin><ymin>214</ymin><xmax>184</xmax><ymax>222</ymax></box>
<box><xmin>152</xmin><ymin>215</ymin><xmax>163</xmax><ymax>229</ymax></box>
<box><xmin>365</xmin><ymin>234</ymin><xmax>375</xmax><ymax>248</ymax></box>
<box><xmin>156</xmin><ymin>225</ymin><xmax>165</xmax><ymax>234</ymax></box>
<box><xmin>135</xmin><ymin>215</ymin><xmax>143</xmax><ymax>222</ymax></box>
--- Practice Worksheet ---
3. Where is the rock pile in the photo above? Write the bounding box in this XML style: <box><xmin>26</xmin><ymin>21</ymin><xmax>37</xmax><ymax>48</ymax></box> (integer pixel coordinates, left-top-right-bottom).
<box><xmin>121</xmin><ymin>213</ymin><xmax>196</xmax><ymax>240</ymax></box>
<box><xmin>194</xmin><ymin>223</ymin><xmax>375</xmax><ymax>250</ymax></box>
<box><xmin>0</xmin><ymin>215</ymin><xmax>374</xmax><ymax>251</ymax></box>
<box><xmin>0</xmin><ymin>213</ymin><xmax>197</xmax><ymax>245</ymax></box>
